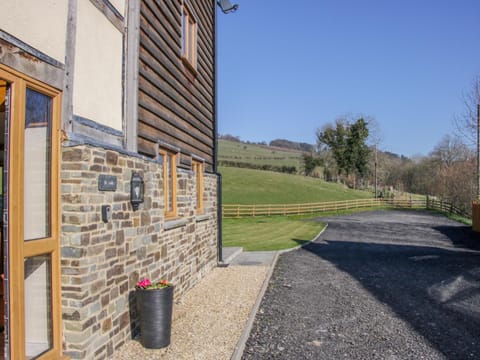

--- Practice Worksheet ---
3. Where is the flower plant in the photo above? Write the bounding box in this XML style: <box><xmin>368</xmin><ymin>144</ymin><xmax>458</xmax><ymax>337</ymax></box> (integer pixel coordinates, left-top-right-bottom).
<box><xmin>136</xmin><ymin>278</ymin><xmax>172</xmax><ymax>290</ymax></box>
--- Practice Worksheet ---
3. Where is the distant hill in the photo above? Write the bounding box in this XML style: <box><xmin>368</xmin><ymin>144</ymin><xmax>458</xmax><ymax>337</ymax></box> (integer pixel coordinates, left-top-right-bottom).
<box><xmin>218</xmin><ymin>135</ymin><xmax>409</xmax><ymax>181</ymax></box>
<box><xmin>269</xmin><ymin>139</ymin><xmax>315</xmax><ymax>153</ymax></box>
<box><xmin>218</xmin><ymin>139</ymin><xmax>305</xmax><ymax>173</ymax></box>
<box><xmin>218</xmin><ymin>134</ymin><xmax>315</xmax><ymax>152</ymax></box>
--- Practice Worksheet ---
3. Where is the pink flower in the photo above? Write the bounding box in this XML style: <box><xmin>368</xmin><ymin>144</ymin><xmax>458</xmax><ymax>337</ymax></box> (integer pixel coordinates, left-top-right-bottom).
<box><xmin>136</xmin><ymin>277</ymin><xmax>172</xmax><ymax>290</ymax></box>
<box><xmin>137</xmin><ymin>278</ymin><xmax>152</xmax><ymax>288</ymax></box>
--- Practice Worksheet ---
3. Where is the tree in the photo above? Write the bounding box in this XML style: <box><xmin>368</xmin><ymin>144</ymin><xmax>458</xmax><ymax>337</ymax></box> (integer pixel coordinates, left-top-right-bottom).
<box><xmin>380</xmin><ymin>134</ymin><xmax>475</xmax><ymax>213</ymax></box>
<box><xmin>430</xmin><ymin>134</ymin><xmax>470</xmax><ymax>168</ymax></box>
<box><xmin>454</xmin><ymin>76</ymin><xmax>480</xmax><ymax>146</ymax></box>
<box><xmin>317</xmin><ymin>119</ymin><xmax>348</xmax><ymax>175</ymax></box>
<box><xmin>302</xmin><ymin>154</ymin><xmax>322</xmax><ymax>176</ymax></box>
<box><xmin>317</xmin><ymin>117</ymin><xmax>371</xmax><ymax>185</ymax></box>
<box><xmin>429</xmin><ymin>135</ymin><xmax>475</xmax><ymax>210</ymax></box>
<box><xmin>365</xmin><ymin>117</ymin><xmax>383</xmax><ymax>197</ymax></box>
<box><xmin>346</xmin><ymin>118</ymin><xmax>370</xmax><ymax>177</ymax></box>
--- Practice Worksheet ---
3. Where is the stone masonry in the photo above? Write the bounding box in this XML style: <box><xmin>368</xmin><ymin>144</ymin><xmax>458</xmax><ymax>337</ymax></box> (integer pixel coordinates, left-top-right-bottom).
<box><xmin>60</xmin><ymin>144</ymin><xmax>218</xmax><ymax>359</ymax></box>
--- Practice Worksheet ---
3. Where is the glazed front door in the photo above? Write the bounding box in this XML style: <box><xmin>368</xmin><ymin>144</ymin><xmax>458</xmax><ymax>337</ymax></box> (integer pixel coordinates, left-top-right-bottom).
<box><xmin>0</xmin><ymin>65</ymin><xmax>62</xmax><ymax>360</ymax></box>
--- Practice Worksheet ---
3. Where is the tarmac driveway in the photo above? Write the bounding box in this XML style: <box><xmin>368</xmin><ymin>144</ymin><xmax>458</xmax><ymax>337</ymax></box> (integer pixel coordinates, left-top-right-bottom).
<box><xmin>242</xmin><ymin>210</ymin><xmax>480</xmax><ymax>360</ymax></box>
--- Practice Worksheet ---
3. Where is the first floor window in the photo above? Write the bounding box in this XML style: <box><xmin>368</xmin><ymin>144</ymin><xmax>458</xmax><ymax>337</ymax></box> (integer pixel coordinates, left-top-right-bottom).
<box><xmin>181</xmin><ymin>3</ymin><xmax>197</xmax><ymax>70</ymax></box>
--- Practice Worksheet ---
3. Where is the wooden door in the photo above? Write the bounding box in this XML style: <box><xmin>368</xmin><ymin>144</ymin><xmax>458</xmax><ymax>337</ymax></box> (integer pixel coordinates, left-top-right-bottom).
<box><xmin>0</xmin><ymin>65</ymin><xmax>62</xmax><ymax>360</ymax></box>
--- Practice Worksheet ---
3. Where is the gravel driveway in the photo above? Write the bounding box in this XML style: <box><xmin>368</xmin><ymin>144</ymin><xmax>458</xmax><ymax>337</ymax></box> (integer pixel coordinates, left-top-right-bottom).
<box><xmin>242</xmin><ymin>210</ymin><xmax>480</xmax><ymax>360</ymax></box>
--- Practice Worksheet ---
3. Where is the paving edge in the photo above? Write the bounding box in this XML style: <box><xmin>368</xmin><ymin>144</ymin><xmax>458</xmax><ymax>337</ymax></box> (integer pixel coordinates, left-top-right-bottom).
<box><xmin>229</xmin><ymin>223</ymin><xmax>329</xmax><ymax>360</ymax></box>
<box><xmin>223</xmin><ymin>247</ymin><xmax>244</xmax><ymax>265</ymax></box>
<box><xmin>230</xmin><ymin>251</ymin><xmax>279</xmax><ymax>360</ymax></box>
<box><xmin>278</xmin><ymin>223</ymin><xmax>329</xmax><ymax>255</ymax></box>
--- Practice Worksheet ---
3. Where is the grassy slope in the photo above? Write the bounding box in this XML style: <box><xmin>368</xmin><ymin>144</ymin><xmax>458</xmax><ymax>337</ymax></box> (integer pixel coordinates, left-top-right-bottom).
<box><xmin>218</xmin><ymin>139</ymin><xmax>304</xmax><ymax>169</ymax></box>
<box><xmin>219</xmin><ymin>143</ymin><xmax>373</xmax><ymax>251</ymax></box>
<box><xmin>220</xmin><ymin>166</ymin><xmax>372</xmax><ymax>204</ymax></box>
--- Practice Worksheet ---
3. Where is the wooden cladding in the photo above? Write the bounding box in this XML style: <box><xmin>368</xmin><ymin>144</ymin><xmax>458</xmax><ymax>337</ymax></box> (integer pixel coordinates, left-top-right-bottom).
<box><xmin>139</xmin><ymin>0</ymin><xmax>215</xmax><ymax>172</ymax></box>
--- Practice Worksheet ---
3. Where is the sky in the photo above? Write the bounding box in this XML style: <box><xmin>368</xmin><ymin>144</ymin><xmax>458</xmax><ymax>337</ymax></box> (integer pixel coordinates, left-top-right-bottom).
<box><xmin>216</xmin><ymin>0</ymin><xmax>480</xmax><ymax>157</ymax></box>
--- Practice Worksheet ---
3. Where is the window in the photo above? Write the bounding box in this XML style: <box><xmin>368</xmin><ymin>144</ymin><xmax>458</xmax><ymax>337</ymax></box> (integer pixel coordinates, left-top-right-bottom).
<box><xmin>160</xmin><ymin>150</ymin><xmax>177</xmax><ymax>218</ymax></box>
<box><xmin>192</xmin><ymin>160</ymin><xmax>204</xmax><ymax>214</ymax></box>
<box><xmin>181</xmin><ymin>3</ymin><xmax>197</xmax><ymax>70</ymax></box>
<box><xmin>0</xmin><ymin>64</ymin><xmax>63</xmax><ymax>359</ymax></box>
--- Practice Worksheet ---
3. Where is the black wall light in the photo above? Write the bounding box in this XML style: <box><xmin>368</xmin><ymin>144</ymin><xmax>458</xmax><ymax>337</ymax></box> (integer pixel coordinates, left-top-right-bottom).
<box><xmin>217</xmin><ymin>0</ymin><xmax>239</xmax><ymax>14</ymax></box>
<box><xmin>130</xmin><ymin>172</ymin><xmax>144</xmax><ymax>210</ymax></box>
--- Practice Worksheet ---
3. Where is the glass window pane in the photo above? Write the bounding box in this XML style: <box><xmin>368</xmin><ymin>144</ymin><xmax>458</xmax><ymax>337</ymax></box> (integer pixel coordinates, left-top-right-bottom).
<box><xmin>188</xmin><ymin>19</ymin><xmax>195</xmax><ymax>63</ymax></box>
<box><xmin>24</xmin><ymin>254</ymin><xmax>52</xmax><ymax>358</ymax></box>
<box><xmin>181</xmin><ymin>10</ymin><xmax>187</xmax><ymax>56</ymax></box>
<box><xmin>167</xmin><ymin>155</ymin><xmax>173</xmax><ymax>212</ymax></box>
<box><xmin>24</xmin><ymin>88</ymin><xmax>51</xmax><ymax>241</ymax></box>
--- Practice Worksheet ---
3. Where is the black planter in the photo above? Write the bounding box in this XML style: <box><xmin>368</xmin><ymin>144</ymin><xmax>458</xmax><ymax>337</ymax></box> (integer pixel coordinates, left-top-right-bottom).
<box><xmin>136</xmin><ymin>286</ymin><xmax>174</xmax><ymax>349</ymax></box>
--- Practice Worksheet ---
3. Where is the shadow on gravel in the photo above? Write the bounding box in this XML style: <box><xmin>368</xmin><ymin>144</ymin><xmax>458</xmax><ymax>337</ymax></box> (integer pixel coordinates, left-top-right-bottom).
<box><xmin>434</xmin><ymin>225</ymin><xmax>480</xmax><ymax>250</ymax></box>
<box><xmin>303</xmin><ymin>239</ymin><xmax>480</xmax><ymax>359</ymax></box>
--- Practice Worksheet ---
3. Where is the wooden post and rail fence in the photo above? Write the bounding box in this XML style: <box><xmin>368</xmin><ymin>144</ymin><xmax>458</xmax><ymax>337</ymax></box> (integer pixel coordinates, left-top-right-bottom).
<box><xmin>222</xmin><ymin>197</ymin><xmax>471</xmax><ymax>219</ymax></box>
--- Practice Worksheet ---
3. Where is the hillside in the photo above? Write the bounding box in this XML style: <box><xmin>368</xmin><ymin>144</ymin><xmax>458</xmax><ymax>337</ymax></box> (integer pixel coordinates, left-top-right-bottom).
<box><xmin>220</xmin><ymin>166</ymin><xmax>372</xmax><ymax>205</ymax></box>
<box><xmin>218</xmin><ymin>139</ymin><xmax>305</xmax><ymax>171</ymax></box>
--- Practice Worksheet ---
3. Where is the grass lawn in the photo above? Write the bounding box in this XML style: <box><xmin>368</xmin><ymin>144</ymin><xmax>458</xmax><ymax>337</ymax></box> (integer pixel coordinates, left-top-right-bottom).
<box><xmin>222</xmin><ymin>216</ymin><xmax>326</xmax><ymax>251</ymax></box>
<box><xmin>220</xmin><ymin>166</ymin><xmax>372</xmax><ymax>205</ymax></box>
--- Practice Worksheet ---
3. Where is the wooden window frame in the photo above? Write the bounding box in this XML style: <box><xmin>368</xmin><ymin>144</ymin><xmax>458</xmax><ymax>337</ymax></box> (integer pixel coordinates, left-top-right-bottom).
<box><xmin>0</xmin><ymin>64</ymin><xmax>64</xmax><ymax>360</ymax></box>
<box><xmin>160</xmin><ymin>149</ymin><xmax>178</xmax><ymax>219</ymax></box>
<box><xmin>181</xmin><ymin>2</ymin><xmax>198</xmax><ymax>73</ymax></box>
<box><xmin>192</xmin><ymin>160</ymin><xmax>204</xmax><ymax>214</ymax></box>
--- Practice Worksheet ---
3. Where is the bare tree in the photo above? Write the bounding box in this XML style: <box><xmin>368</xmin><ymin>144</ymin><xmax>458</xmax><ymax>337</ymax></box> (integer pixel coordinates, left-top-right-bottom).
<box><xmin>430</xmin><ymin>134</ymin><xmax>471</xmax><ymax>167</ymax></box>
<box><xmin>453</xmin><ymin>76</ymin><xmax>480</xmax><ymax>146</ymax></box>
<box><xmin>365</xmin><ymin>116</ymin><xmax>382</xmax><ymax>197</ymax></box>
<box><xmin>429</xmin><ymin>135</ymin><xmax>475</xmax><ymax>211</ymax></box>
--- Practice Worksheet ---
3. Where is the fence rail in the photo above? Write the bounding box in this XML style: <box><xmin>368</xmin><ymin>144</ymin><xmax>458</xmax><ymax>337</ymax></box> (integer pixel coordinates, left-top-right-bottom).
<box><xmin>222</xmin><ymin>198</ymin><xmax>470</xmax><ymax>219</ymax></box>
<box><xmin>427</xmin><ymin>199</ymin><xmax>470</xmax><ymax>218</ymax></box>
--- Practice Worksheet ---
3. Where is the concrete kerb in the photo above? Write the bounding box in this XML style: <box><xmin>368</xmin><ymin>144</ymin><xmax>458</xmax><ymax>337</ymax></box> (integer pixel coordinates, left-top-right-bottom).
<box><xmin>229</xmin><ymin>223</ymin><xmax>329</xmax><ymax>360</ymax></box>
<box><xmin>229</xmin><ymin>251</ymin><xmax>280</xmax><ymax>360</ymax></box>
<box><xmin>278</xmin><ymin>223</ymin><xmax>329</xmax><ymax>254</ymax></box>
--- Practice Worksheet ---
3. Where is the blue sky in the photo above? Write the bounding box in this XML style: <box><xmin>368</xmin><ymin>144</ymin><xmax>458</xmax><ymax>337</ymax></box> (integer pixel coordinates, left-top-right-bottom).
<box><xmin>217</xmin><ymin>0</ymin><xmax>480</xmax><ymax>157</ymax></box>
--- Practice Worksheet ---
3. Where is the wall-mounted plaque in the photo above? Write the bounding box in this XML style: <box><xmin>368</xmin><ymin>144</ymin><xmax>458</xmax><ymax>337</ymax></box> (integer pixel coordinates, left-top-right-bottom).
<box><xmin>98</xmin><ymin>175</ymin><xmax>117</xmax><ymax>191</ymax></box>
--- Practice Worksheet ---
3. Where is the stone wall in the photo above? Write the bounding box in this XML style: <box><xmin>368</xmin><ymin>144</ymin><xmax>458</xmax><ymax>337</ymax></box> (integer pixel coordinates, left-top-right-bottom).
<box><xmin>60</xmin><ymin>144</ymin><xmax>218</xmax><ymax>359</ymax></box>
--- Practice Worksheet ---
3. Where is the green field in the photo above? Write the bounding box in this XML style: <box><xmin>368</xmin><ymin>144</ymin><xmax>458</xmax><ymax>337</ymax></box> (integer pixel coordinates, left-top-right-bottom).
<box><xmin>219</xmin><ymin>143</ymin><xmax>373</xmax><ymax>251</ymax></box>
<box><xmin>222</xmin><ymin>216</ymin><xmax>326</xmax><ymax>251</ymax></box>
<box><xmin>220</xmin><ymin>166</ymin><xmax>372</xmax><ymax>205</ymax></box>
<box><xmin>218</xmin><ymin>139</ymin><xmax>304</xmax><ymax>169</ymax></box>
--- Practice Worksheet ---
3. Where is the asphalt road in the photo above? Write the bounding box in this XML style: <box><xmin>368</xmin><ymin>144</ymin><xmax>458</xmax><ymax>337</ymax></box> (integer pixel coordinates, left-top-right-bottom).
<box><xmin>242</xmin><ymin>210</ymin><xmax>480</xmax><ymax>360</ymax></box>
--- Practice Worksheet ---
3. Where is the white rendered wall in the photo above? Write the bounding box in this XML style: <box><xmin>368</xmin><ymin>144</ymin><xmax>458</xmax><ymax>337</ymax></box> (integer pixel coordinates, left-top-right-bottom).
<box><xmin>73</xmin><ymin>0</ymin><xmax>123</xmax><ymax>131</ymax></box>
<box><xmin>0</xmin><ymin>0</ymin><xmax>68</xmax><ymax>63</ymax></box>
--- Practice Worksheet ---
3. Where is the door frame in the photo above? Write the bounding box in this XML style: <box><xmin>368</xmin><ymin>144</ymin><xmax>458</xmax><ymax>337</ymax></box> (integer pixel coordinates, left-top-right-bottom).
<box><xmin>0</xmin><ymin>64</ymin><xmax>63</xmax><ymax>360</ymax></box>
